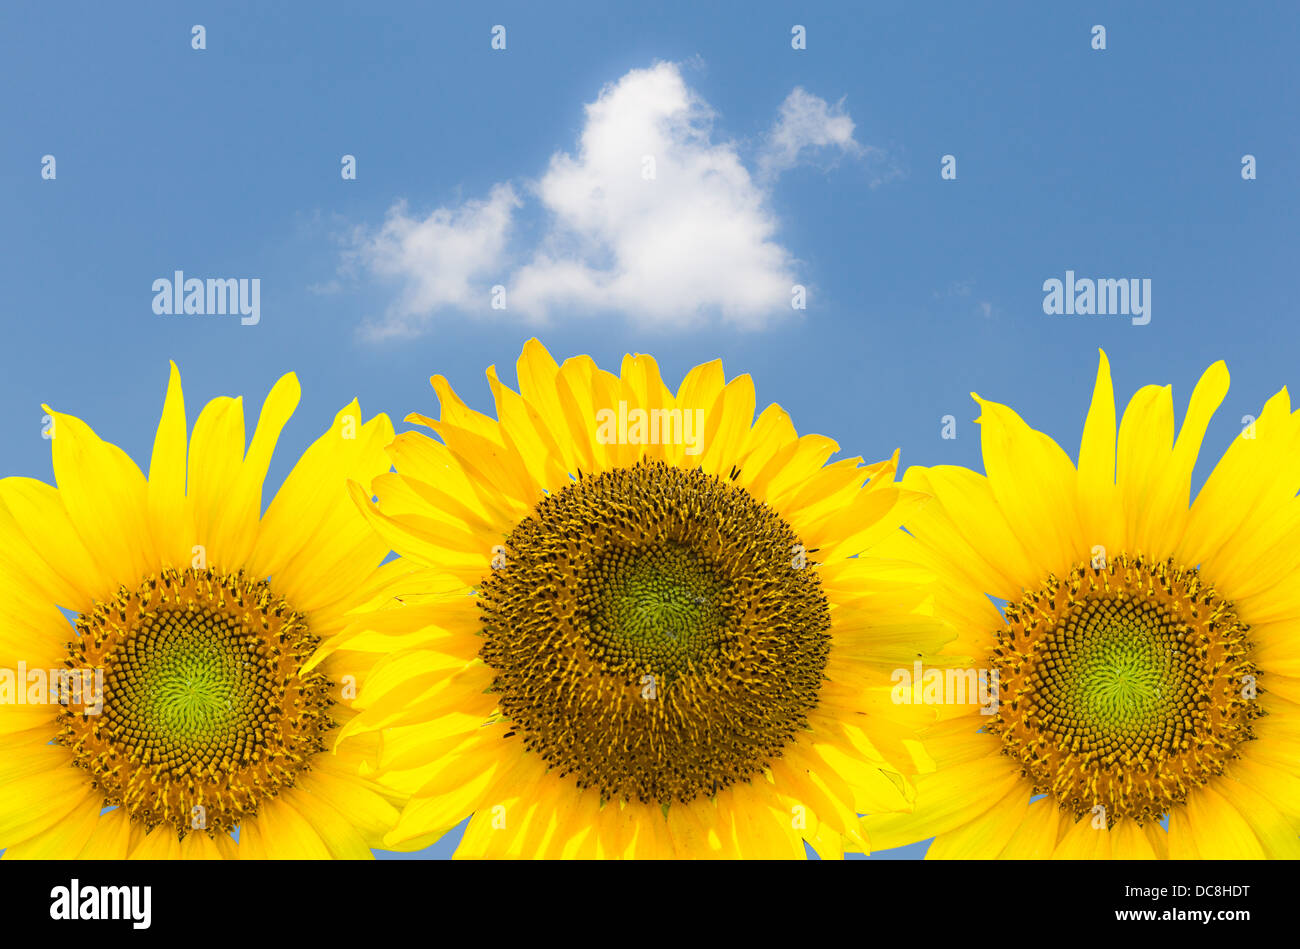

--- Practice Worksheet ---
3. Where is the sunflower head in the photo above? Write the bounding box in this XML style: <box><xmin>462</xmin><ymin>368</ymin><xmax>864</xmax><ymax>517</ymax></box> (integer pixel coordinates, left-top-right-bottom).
<box><xmin>57</xmin><ymin>566</ymin><xmax>336</xmax><ymax>836</ymax></box>
<box><xmin>478</xmin><ymin>459</ymin><xmax>832</xmax><ymax>806</ymax></box>
<box><xmin>347</xmin><ymin>339</ymin><xmax>944</xmax><ymax>858</ymax></box>
<box><xmin>0</xmin><ymin>363</ymin><xmax>405</xmax><ymax>858</ymax></box>
<box><xmin>868</xmin><ymin>350</ymin><xmax>1300</xmax><ymax>859</ymax></box>
<box><xmin>988</xmin><ymin>553</ymin><xmax>1261</xmax><ymax>826</ymax></box>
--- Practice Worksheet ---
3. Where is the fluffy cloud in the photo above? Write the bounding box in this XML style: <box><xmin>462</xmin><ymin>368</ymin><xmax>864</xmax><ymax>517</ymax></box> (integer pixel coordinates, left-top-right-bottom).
<box><xmin>351</xmin><ymin>63</ymin><xmax>873</xmax><ymax>339</ymax></box>
<box><xmin>353</xmin><ymin>185</ymin><xmax>519</xmax><ymax>340</ymax></box>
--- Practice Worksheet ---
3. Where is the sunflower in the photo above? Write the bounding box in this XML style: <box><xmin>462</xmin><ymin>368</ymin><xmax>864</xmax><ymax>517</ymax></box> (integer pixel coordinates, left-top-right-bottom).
<box><xmin>343</xmin><ymin>339</ymin><xmax>946</xmax><ymax>858</ymax></box>
<box><xmin>0</xmin><ymin>363</ymin><xmax>416</xmax><ymax>859</ymax></box>
<box><xmin>866</xmin><ymin>351</ymin><xmax>1300</xmax><ymax>859</ymax></box>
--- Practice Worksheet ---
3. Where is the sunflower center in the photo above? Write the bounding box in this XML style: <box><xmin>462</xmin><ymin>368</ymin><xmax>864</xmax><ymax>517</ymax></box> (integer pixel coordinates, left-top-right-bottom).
<box><xmin>479</xmin><ymin>461</ymin><xmax>831</xmax><ymax>806</ymax></box>
<box><xmin>989</xmin><ymin>554</ymin><xmax>1261</xmax><ymax>825</ymax></box>
<box><xmin>58</xmin><ymin>568</ymin><xmax>335</xmax><ymax>837</ymax></box>
<box><xmin>588</xmin><ymin>542</ymin><xmax>727</xmax><ymax>673</ymax></box>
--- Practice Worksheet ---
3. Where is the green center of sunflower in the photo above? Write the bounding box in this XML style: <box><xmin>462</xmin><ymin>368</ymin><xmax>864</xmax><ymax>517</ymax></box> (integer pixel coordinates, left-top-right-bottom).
<box><xmin>989</xmin><ymin>554</ymin><xmax>1261</xmax><ymax>826</ymax></box>
<box><xmin>58</xmin><ymin>568</ymin><xmax>335</xmax><ymax>838</ymax></box>
<box><xmin>1060</xmin><ymin>599</ymin><xmax>1184</xmax><ymax>747</ymax></box>
<box><xmin>479</xmin><ymin>461</ymin><xmax>831</xmax><ymax>806</ymax></box>
<box><xmin>113</xmin><ymin>609</ymin><xmax>273</xmax><ymax>756</ymax></box>
<box><xmin>587</xmin><ymin>542</ymin><xmax>727</xmax><ymax>674</ymax></box>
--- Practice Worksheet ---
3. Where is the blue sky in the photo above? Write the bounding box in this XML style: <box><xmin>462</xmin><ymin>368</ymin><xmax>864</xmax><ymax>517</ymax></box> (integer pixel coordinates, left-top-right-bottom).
<box><xmin>1</xmin><ymin>1</ymin><xmax>1297</xmax><ymax>859</ymax></box>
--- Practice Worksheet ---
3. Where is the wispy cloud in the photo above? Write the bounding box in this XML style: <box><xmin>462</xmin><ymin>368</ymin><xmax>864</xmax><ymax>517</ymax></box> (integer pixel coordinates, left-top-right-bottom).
<box><xmin>756</xmin><ymin>87</ymin><xmax>863</xmax><ymax>181</ymax></box>
<box><xmin>933</xmin><ymin>282</ymin><xmax>997</xmax><ymax>320</ymax></box>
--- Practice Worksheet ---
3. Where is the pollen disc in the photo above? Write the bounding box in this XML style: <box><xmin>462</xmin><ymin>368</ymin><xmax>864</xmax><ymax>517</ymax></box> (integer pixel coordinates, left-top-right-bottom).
<box><xmin>989</xmin><ymin>554</ymin><xmax>1261</xmax><ymax>825</ymax></box>
<box><xmin>57</xmin><ymin>568</ymin><xmax>335</xmax><ymax>837</ymax></box>
<box><xmin>479</xmin><ymin>461</ymin><xmax>831</xmax><ymax>805</ymax></box>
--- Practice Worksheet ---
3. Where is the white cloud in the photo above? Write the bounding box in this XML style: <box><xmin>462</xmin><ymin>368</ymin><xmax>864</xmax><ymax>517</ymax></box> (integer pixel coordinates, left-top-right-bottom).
<box><xmin>756</xmin><ymin>87</ymin><xmax>862</xmax><ymax>181</ymax></box>
<box><xmin>512</xmin><ymin>63</ymin><xmax>796</xmax><ymax>329</ymax></box>
<box><xmin>348</xmin><ymin>62</ymin><xmax>876</xmax><ymax>338</ymax></box>
<box><xmin>354</xmin><ymin>185</ymin><xmax>519</xmax><ymax>340</ymax></box>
